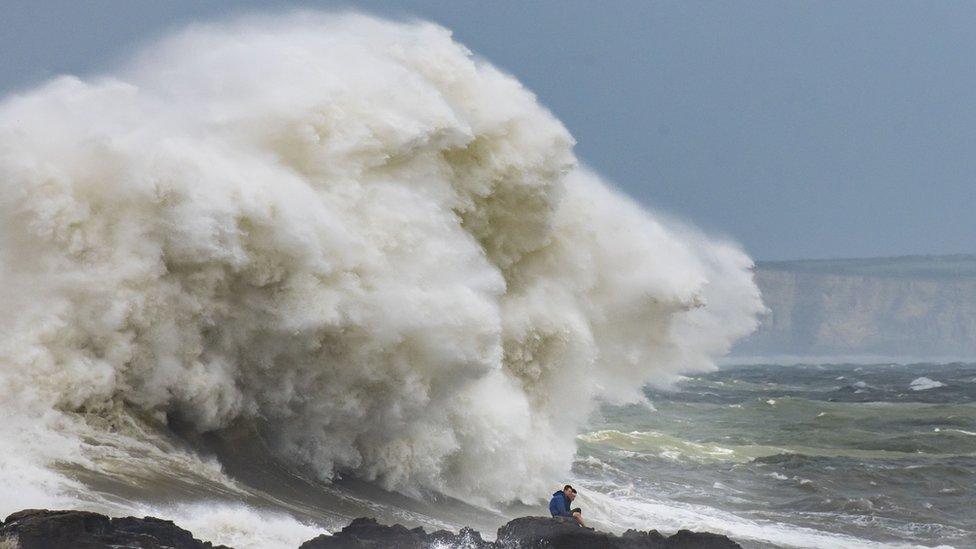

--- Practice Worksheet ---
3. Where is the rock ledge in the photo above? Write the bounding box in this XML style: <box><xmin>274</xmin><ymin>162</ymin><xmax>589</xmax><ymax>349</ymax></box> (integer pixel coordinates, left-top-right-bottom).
<box><xmin>1</xmin><ymin>510</ymin><xmax>742</xmax><ymax>549</ymax></box>
<box><xmin>301</xmin><ymin>516</ymin><xmax>743</xmax><ymax>549</ymax></box>
<box><xmin>0</xmin><ymin>509</ymin><xmax>229</xmax><ymax>549</ymax></box>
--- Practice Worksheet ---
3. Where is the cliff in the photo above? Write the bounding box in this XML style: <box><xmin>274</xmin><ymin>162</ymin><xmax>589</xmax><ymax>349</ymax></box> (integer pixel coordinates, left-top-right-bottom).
<box><xmin>733</xmin><ymin>255</ymin><xmax>976</xmax><ymax>359</ymax></box>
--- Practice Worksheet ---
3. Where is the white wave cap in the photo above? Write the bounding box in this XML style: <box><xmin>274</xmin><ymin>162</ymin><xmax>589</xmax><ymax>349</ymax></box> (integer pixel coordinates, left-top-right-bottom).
<box><xmin>0</xmin><ymin>11</ymin><xmax>762</xmax><ymax>510</ymax></box>
<box><xmin>909</xmin><ymin>377</ymin><xmax>945</xmax><ymax>391</ymax></box>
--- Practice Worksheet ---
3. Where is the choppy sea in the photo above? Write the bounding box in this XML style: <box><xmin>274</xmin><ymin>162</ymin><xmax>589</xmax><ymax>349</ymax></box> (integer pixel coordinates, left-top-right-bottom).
<box><xmin>572</xmin><ymin>362</ymin><xmax>975</xmax><ymax>548</ymax></box>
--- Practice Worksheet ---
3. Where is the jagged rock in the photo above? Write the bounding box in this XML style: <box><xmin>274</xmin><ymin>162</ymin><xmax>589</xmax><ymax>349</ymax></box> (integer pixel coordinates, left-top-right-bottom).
<box><xmin>495</xmin><ymin>516</ymin><xmax>742</xmax><ymax>548</ymax></box>
<box><xmin>0</xmin><ymin>509</ymin><xmax>743</xmax><ymax>549</ymax></box>
<box><xmin>298</xmin><ymin>517</ymin><xmax>492</xmax><ymax>548</ymax></box>
<box><xmin>0</xmin><ymin>509</ymin><xmax>230</xmax><ymax>549</ymax></box>
<box><xmin>300</xmin><ymin>515</ymin><xmax>742</xmax><ymax>549</ymax></box>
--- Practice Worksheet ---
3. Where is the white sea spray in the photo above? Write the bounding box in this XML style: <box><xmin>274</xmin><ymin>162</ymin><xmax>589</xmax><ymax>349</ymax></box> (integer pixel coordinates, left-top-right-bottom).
<box><xmin>0</xmin><ymin>11</ymin><xmax>762</xmax><ymax>530</ymax></box>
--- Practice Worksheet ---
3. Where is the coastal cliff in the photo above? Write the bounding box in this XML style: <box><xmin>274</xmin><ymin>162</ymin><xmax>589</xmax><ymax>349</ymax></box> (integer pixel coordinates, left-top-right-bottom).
<box><xmin>0</xmin><ymin>510</ymin><xmax>742</xmax><ymax>549</ymax></box>
<box><xmin>734</xmin><ymin>255</ymin><xmax>976</xmax><ymax>359</ymax></box>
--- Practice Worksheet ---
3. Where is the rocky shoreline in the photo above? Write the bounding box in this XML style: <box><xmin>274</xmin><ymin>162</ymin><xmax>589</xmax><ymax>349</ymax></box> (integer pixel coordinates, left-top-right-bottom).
<box><xmin>0</xmin><ymin>509</ymin><xmax>743</xmax><ymax>549</ymax></box>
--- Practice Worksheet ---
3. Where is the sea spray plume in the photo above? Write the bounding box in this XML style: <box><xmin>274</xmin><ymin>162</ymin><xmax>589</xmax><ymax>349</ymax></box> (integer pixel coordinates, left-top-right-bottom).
<box><xmin>0</xmin><ymin>12</ymin><xmax>762</xmax><ymax>509</ymax></box>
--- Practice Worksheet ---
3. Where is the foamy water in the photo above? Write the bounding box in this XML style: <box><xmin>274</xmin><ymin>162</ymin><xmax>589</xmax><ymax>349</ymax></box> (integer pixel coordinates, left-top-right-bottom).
<box><xmin>574</xmin><ymin>362</ymin><xmax>976</xmax><ymax>549</ymax></box>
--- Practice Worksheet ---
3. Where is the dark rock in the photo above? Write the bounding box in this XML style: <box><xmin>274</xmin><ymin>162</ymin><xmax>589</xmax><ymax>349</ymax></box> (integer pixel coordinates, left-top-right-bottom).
<box><xmin>299</xmin><ymin>517</ymin><xmax>493</xmax><ymax>548</ymax></box>
<box><xmin>301</xmin><ymin>515</ymin><xmax>742</xmax><ymax>549</ymax></box>
<box><xmin>663</xmin><ymin>529</ymin><xmax>744</xmax><ymax>549</ymax></box>
<box><xmin>496</xmin><ymin>517</ymin><xmax>742</xmax><ymax>548</ymax></box>
<box><xmin>0</xmin><ymin>509</ymin><xmax>231</xmax><ymax>549</ymax></box>
<box><xmin>0</xmin><ymin>509</ymin><xmax>742</xmax><ymax>549</ymax></box>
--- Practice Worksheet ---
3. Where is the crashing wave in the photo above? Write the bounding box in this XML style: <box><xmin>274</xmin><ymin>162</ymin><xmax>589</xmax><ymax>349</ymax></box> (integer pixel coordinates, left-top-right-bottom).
<box><xmin>0</xmin><ymin>12</ymin><xmax>762</xmax><ymax>515</ymax></box>
<box><xmin>909</xmin><ymin>377</ymin><xmax>946</xmax><ymax>391</ymax></box>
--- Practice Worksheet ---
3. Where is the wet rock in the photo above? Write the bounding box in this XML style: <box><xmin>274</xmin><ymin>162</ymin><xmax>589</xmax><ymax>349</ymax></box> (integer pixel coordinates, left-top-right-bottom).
<box><xmin>0</xmin><ymin>509</ymin><xmax>230</xmax><ymax>549</ymax></box>
<box><xmin>300</xmin><ymin>515</ymin><xmax>742</xmax><ymax>549</ymax></box>
<box><xmin>495</xmin><ymin>516</ymin><xmax>742</xmax><ymax>548</ymax></box>
<box><xmin>298</xmin><ymin>517</ymin><xmax>492</xmax><ymax>548</ymax></box>
<box><xmin>0</xmin><ymin>509</ymin><xmax>743</xmax><ymax>549</ymax></box>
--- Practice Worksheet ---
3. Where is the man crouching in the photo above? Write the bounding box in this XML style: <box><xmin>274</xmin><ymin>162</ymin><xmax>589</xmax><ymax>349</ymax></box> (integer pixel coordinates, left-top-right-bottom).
<box><xmin>549</xmin><ymin>484</ymin><xmax>585</xmax><ymax>527</ymax></box>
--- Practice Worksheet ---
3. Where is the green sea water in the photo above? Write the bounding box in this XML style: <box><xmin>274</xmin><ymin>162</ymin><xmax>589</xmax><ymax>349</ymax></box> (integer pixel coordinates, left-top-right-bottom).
<box><xmin>572</xmin><ymin>362</ymin><xmax>976</xmax><ymax>548</ymax></box>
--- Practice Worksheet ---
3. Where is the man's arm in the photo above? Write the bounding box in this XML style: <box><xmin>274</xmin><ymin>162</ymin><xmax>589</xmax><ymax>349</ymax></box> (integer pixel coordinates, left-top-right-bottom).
<box><xmin>555</xmin><ymin>496</ymin><xmax>573</xmax><ymax>517</ymax></box>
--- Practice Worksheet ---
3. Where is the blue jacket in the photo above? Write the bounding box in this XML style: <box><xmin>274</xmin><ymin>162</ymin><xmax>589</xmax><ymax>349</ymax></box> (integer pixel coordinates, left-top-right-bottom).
<box><xmin>549</xmin><ymin>491</ymin><xmax>573</xmax><ymax>517</ymax></box>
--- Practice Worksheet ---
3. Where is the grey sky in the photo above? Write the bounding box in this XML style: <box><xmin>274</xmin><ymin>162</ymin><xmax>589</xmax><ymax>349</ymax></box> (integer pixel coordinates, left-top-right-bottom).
<box><xmin>2</xmin><ymin>1</ymin><xmax>974</xmax><ymax>260</ymax></box>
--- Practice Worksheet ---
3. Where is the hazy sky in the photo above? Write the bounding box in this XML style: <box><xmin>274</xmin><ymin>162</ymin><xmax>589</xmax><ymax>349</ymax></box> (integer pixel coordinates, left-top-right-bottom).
<box><xmin>2</xmin><ymin>1</ymin><xmax>974</xmax><ymax>260</ymax></box>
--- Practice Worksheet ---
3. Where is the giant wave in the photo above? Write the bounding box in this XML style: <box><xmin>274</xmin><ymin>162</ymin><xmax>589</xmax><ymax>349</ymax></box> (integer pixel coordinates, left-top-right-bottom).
<box><xmin>0</xmin><ymin>12</ymin><xmax>762</xmax><ymax>547</ymax></box>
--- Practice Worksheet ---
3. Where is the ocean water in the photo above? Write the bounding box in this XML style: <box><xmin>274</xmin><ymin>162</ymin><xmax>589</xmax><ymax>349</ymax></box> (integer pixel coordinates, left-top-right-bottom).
<box><xmin>572</xmin><ymin>362</ymin><xmax>976</xmax><ymax>549</ymax></box>
<box><xmin>7</xmin><ymin>362</ymin><xmax>968</xmax><ymax>549</ymax></box>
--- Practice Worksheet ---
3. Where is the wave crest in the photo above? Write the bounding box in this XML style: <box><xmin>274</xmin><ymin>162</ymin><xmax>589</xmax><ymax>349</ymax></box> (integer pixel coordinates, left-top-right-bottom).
<box><xmin>0</xmin><ymin>12</ymin><xmax>762</xmax><ymax>506</ymax></box>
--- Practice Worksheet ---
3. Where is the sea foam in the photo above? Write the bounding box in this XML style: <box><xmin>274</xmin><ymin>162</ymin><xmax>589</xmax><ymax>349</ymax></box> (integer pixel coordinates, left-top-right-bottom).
<box><xmin>0</xmin><ymin>12</ymin><xmax>762</xmax><ymax>516</ymax></box>
<box><xmin>909</xmin><ymin>377</ymin><xmax>946</xmax><ymax>391</ymax></box>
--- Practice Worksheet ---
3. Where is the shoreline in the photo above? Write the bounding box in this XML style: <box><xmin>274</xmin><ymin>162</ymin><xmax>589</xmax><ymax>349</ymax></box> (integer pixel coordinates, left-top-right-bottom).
<box><xmin>0</xmin><ymin>509</ymin><xmax>743</xmax><ymax>549</ymax></box>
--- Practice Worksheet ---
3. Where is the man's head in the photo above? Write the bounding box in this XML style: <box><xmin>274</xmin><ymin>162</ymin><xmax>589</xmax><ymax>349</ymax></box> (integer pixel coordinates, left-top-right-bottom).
<box><xmin>563</xmin><ymin>485</ymin><xmax>577</xmax><ymax>501</ymax></box>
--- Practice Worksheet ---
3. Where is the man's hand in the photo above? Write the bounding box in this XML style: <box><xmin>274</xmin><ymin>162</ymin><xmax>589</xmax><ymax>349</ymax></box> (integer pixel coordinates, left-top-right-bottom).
<box><xmin>572</xmin><ymin>511</ymin><xmax>585</xmax><ymax>527</ymax></box>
